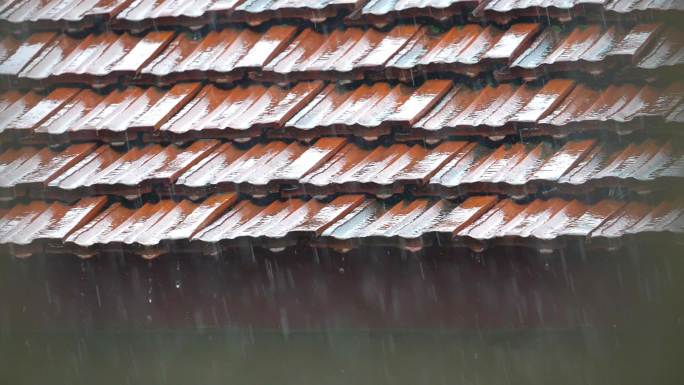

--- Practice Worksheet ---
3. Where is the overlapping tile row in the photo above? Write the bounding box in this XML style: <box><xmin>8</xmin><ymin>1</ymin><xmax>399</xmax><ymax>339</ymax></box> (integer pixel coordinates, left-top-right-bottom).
<box><xmin>503</xmin><ymin>23</ymin><xmax>683</xmax><ymax>81</ymax></box>
<box><xmin>254</xmin><ymin>23</ymin><xmax>545</xmax><ymax>82</ymax></box>
<box><xmin>0</xmin><ymin>143</ymin><xmax>97</xmax><ymax>199</ymax></box>
<box><xmin>1</xmin><ymin>195</ymin><xmax>681</xmax><ymax>256</ymax></box>
<box><xmin>12</xmin><ymin>30</ymin><xmax>175</xmax><ymax>87</ymax></box>
<box><xmin>3</xmin><ymin>23</ymin><xmax>681</xmax><ymax>86</ymax></box>
<box><xmin>0</xmin><ymin>32</ymin><xmax>57</xmax><ymax>77</ymax></box>
<box><xmin>475</xmin><ymin>0</ymin><xmax>684</xmax><ymax>23</ymax></box>
<box><xmin>0</xmin><ymin>0</ymin><xmax>132</xmax><ymax>32</ymax></box>
<box><xmin>3</xmin><ymin>80</ymin><xmax>683</xmax><ymax>143</ymax></box>
<box><xmin>524</xmin><ymin>82</ymin><xmax>684</xmax><ymax>137</ymax></box>
<box><xmin>30</xmin><ymin>140</ymin><xmax>218</xmax><ymax>201</ymax></box>
<box><xmin>3</xmin><ymin>0</ymin><xmax>682</xmax><ymax>34</ymax></box>
<box><xmin>254</xmin><ymin>24</ymin><xmax>422</xmax><ymax>82</ymax></box>
<box><xmin>157</xmin><ymin>81</ymin><xmax>325</xmax><ymax>142</ymax></box>
<box><xmin>139</xmin><ymin>25</ymin><xmax>298</xmax><ymax>85</ymax></box>
<box><xmin>64</xmin><ymin>193</ymin><xmax>239</xmax><ymax>258</ymax></box>
<box><xmin>348</xmin><ymin>0</ymin><xmax>479</xmax><ymax>25</ymax></box>
<box><xmin>0</xmin><ymin>196</ymin><xmax>108</xmax><ymax>257</ymax></box>
<box><xmin>110</xmin><ymin>0</ymin><xmax>242</xmax><ymax>31</ymax></box>
<box><xmin>1</xmin><ymin>83</ymin><xmax>201</xmax><ymax>143</ymax></box>
<box><xmin>114</xmin><ymin>0</ymin><xmax>361</xmax><ymax>31</ymax></box>
<box><xmin>284</xmin><ymin>79</ymin><xmax>453</xmax><ymax>140</ymax></box>
<box><xmin>2</xmin><ymin>138</ymin><xmax>681</xmax><ymax>200</ymax></box>
<box><xmin>412</xmin><ymin>80</ymin><xmax>684</xmax><ymax>140</ymax></box>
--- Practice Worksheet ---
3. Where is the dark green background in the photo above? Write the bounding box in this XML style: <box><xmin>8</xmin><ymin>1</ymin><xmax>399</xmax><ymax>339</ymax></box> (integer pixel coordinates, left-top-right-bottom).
<box><xmin>1</xmin><ymin>244</ymin><xmax>682</xmax><ymax>384</ymax></box>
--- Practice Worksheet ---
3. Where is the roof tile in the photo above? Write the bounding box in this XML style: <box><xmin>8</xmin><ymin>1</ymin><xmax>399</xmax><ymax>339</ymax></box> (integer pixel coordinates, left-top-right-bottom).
<box><xmin>286</xmin><ymin>80</ymin><xmax>452</xmax><ymax>139</ymax></box>
<box><xmin>0</xmin><ymin>88</ymin><xmax>79</xmax><ymax>137</ymax></box>
<box><xmin>4</xmin><ymin>138</ymin><xmax>680</xmax><ymax>200</ymax></box>
<box><xmin>1</xmin><ymin>0</ymin><xmax>132</xmax><ymax>30</ymax></box>
<box><xmin>141</xmin><ymin>25</ymin><xmax>297</xmax><ymax>84</ymax></box>
<box><xmin>1</xmin><ymin>196</ymin><xmax>681</xmax><ymax>254</ymax></box>
<box><xmin>459</xmin><ymin>198</ymin><xmax>625</xmax><ymax>241</ymax></box>
<box><xmin>605</xmin><ymin>0</ymin><xmax>684</xmax><ymax>12</ymax></box>
<box><xmin>415</xmin><ymin>79</ymin><xmax>574</xmax><ymax>137</ymax></box>
<box><xmin>536</xmin><ymin>82</ymin><xmax>684</xmax><ymax>134</ymax></box>
<box><xmin>0</xmin><ymin>143</ymin><xmax>96</xmax><ymax>197</ymax></box>
<box><xmin>31</xmin><ymin>83</ymin><xmax>201</xmax><ymax>142</ymax></box>
<box><xmin>0</xmin><ymin>196</ymin><xmax>107</xmax><ymax>248</ymax></box>
<box><xmin>0</xmin><ymin>32</ymin><xmax>56</xmax><ymax>76</ymax></box>
<box><xmin>114</xmin><ymin>0</ymin><xmax>358</xmax><ymax>29</ymax></box>
<box><xmin>476</xmin><ymin>0</ymin><xmax>683</xmax><ymax>22</ymax></box>
<box><xmin>177</xmin><ymin>137</ymin><xmax>346</xmax><ymax>195</ymax></box>
<box><xmin>299</xmin><ymin>140</ymin><xmax>466</xmax><ymax>195</ymax></box>
<box><xmin>114</xmin><ymin>0</ymin><xmax>240</xmax><ymax>29</ymax></box>
<box><xmin>48</xmin><ymin>140</ymin><xmax>219</xmax><ymax>198</ymax></box>
<box><xmin>160</xmin><ymin>81</ymin><xmax>325</xmax><ymax>140</ymax></box>
<box><xmin>195</xmin><ymin>194</ymin><xmax>364</xmax><ymax>242</ymax></box>
<box><xmin>65</xmin><ymin>193</ymin><xmax>237</xmax><ymax>251</ymax></box>
<box><xmin>354</xmin><ymin>0</ymin><xmax>478</xmax><ymax>25</ymax></box>
<box><xmin>19</xmin><ymin>31</ymin><xmax>175</xmax><ymax>86</ymax></box>
<box><xmin>259</xmin><ymin>25</ymin><xmax>419</xmax><ymax>81</ymax></box>
<box><xmin>233</xmin><ymin>0</ymin><xmax>360</xmax><ymax>25</ymax></box>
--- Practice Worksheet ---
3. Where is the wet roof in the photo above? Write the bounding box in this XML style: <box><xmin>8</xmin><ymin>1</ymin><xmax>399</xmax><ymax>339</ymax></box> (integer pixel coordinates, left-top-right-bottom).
<box><xmin>0</xmin><ymin>0</ymin><xmax>682</xmax><ymax>258</ymax></box>
<box><xmin>4</xmin><ymin>80</ymin><xmax>682</xmax><ymax>143</ymax></box>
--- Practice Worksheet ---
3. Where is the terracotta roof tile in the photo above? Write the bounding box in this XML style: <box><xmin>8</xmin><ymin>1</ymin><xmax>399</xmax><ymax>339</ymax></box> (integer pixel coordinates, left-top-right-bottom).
<box><xmin>458</xmin><ymin>198</ymin><xmax>624</xmax><ymax>242</ymax></box>
<box><xmin>0</xmin><ymin>196</ymin><xmax>107</xmax><ymax>252</ymax></box>
<box><xmin>637</xmin><ymin>28</ymin><xmax>684</xmax><ymax>69</ymax></box>
<box><xmin>160</xmin><ymin>81</ymin><xmax>325</xmax><ymax>141</ymax></box>
<box><xmin>0</xmin><ymin>32</ymin><xmax>56</xmax><ymax>76</ymax></box>
<box><xmin>4</xmin><ymin>79</ymin><xmax>682</xmax><ymax>143</ymax></box>
<box><xmin>47</xmin><ymin>140</ymin><xmax>219</xmax><ymax>199</ymax></box>
<box><xmin>258</xmin><ymin>24</ymin><xmax>420</xmax><ymax>82</ymax></box>
<box><xmin>482</xmin><ymin>0</ymin><xmax>604</xmax><ymax>13</ymax></box>
<box><xmin>622</xmin><ymin>200</ymin><xmax>684</xmax><ymax>234</ymax></box>
<box><xmin>176</xmin><ymin>137</ymin><xmax>346</xmax><ymax>196</ymax></box>
<box><xmin>140</xmin><ymin>25</ymin><xmax>297</xmax><ymax>85</ymax></box>
<box><xmin>476</xmin><ymin>0</ymin><xmax>605</xmax><ymax>22</ymax></box>
<box><xmin>114</xmin><ymin>0</ymin><xmax>240</xmax><ymax>29</ymax></box>
<box><xmin>19</xmin><ymin>30</ymin><xmax>175</xmax><ymax>86</ymax></box>
<box><xmin>605</xmin><ymin>0</ymin><xmax>684</xmax><ymax>12</ymax></box>
<box><xmin>0</xmin><ymin>87</ymin><xmax>79</xmax><ymax>138</ymax></box>
<box><xmin>233</xmin><ymin>0</ymin><xmax>361</xmax><ymax>25</ymax></box>
<box><xmin>0</xmin><ymin>143</ymin><xmax>96</xmax><ymax>198</ymax></box>
<box><xmin>508</xmin><ymin>24</ymin><xmax>663</xmax><ymax>79</ymax></box>
<box><xmin>114</xmin><ymin>0</ymin><xmax>358</xmax><ymax>30</ymax></box>
<box><xmin>298</xmin><ymin>140</ymin><xmax>466</xmax><ymax>196</ymax></box>
<box><xmin>534</xmin><ymin>82</ymin><xmax>684</xmax><ymax>135</ymax></box>
<box><xmin>286</xmin><ymin>79</ymin><xmax>452</xmax><ymax>140</ymax></box>
<box><xmin>476</xmin><ymin>0</ymin><xmax>683</xmax><ymax>23</ymax></box>
<box><xmin>0</xmin><ymin>195</ymin><xmax>681</xmax><ymax>255</ymax></box>
<box><xmin>5</xmin><ymin>138</ymin><xmax>679</xmax><ymax>200</ymax></box>
<box><xmin>559</xmin><ymin>139</ymin><xmax>684</xmax><ymax>185</ymax></box>
<box><xmin>414</xmin><ymin>79</ymin><xmax>574</xmax><ymax>139</ymax></box>
<box><xmin>0</xmin><ymin>0</ymin><xmax>132</xmax><ymax>31</ymax></box>
<box><xmin>3</xmin><ymin>24</ymin><xmax>681</xmax><ymax>86</ymax></box>
<box><xmin>195</xmin><ymin>195</ymin><xmax>365</xmax><ymax>243</ymax></box>
<box><xmin>385</xmin><ymin>23</ymin><xmax>539</xmax><ymax>78</ymax></box>
<box><xmin>428</xmin><ymin>141</ymin><xmax>585</xmax><ymax>193</ymax></box>
<box><xmin>352</xmin><ymin>0</ymin><xmax>479</xmax><ymax>25</ymax></box>
<box><xmin>65</xmin><ymin>194</ymin><xmax>237</xmax><ymax>256</ymax></box>
<box><xmin>28</xmin><ymin>83</ymin><xmax>201</xmax><ymax>143</ymax></box>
